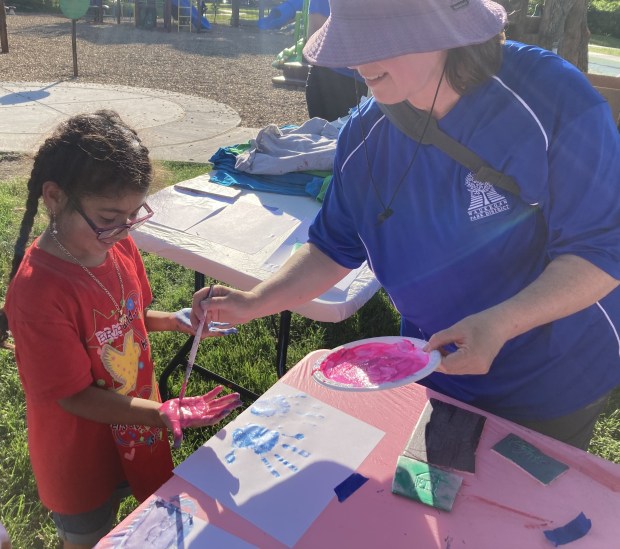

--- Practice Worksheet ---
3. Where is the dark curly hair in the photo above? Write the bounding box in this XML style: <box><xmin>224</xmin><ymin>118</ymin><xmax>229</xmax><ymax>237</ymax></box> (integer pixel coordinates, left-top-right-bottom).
<box><xmin>0</xmin><ymin>110</ymin><xmax>153</xmax><ymax>349</ymax></box>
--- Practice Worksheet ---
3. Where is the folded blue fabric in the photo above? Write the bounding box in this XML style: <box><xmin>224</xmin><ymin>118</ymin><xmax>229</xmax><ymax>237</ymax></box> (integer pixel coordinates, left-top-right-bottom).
<box><xmin>209</xmin><ymin>146</ymin><xmax>329</xmax><ymax>200</ymax></box>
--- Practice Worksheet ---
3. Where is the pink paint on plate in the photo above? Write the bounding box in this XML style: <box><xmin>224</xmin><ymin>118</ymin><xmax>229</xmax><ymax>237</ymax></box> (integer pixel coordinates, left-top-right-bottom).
<box><xmin>312</xmin><ymin>337</ymin><xmax>441</xmax><ymax>392</ymax></box>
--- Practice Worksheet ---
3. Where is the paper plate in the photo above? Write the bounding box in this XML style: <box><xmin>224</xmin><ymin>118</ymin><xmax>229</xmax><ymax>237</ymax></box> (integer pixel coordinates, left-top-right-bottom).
<box><xmin>312</xmin><ymin>336</ymin><xmax>441</xmax><ymax>392</ymax></box>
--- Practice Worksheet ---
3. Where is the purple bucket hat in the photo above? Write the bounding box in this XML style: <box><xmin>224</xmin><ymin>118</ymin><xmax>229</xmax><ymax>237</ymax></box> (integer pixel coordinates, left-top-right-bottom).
<box><xmin>303</xmin><ymin>0</ymin><xmax>507</xmax><ymax>68</ymax></box>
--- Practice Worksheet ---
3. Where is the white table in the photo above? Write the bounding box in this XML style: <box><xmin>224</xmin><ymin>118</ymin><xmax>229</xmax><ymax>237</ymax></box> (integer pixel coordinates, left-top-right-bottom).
<box><xmin>134</xmin><ymin>178</ymin><xmax>380</xmax><ymax>397</ymax></box>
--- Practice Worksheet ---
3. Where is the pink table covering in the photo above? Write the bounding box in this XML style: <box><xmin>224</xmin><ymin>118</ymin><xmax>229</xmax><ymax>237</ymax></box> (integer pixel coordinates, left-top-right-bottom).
<box><xmin>100</xmin><ymin>350</ymin><xmax>620</xmax><ymax>548</ymax></box>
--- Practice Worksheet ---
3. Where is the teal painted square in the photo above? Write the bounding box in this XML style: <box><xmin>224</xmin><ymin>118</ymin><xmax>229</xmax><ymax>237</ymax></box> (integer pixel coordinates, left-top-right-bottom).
<box><xmin>392</xmin><ymin>455</ymin><xmax>463</xmax><ymax>512</ymax></box>
<box><xmin>492</xmin><ymin>433</ymin><xmax>569</xmax><ymax>485</ymax></box>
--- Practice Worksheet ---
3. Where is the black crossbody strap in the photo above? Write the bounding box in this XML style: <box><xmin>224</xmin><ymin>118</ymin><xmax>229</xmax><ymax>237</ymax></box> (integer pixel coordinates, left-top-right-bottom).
<box><xmin>377</xmin><ymin>101</ymin><xmax>521</xmax><ymax>196</ymax></box>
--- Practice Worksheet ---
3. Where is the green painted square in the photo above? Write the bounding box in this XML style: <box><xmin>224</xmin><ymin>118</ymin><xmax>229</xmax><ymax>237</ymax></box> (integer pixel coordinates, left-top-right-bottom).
<box><xmin>392</xmin><ymin>455</ymin><xmax>463</xmax><ymax>512</ymax></box>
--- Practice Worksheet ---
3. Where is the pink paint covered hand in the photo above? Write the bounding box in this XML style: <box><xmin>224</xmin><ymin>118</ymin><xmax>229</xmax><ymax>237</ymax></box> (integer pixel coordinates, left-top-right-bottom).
<box><xmin>159</xmin><ymin>386</ymin><xmax>242</xmax><ymax>448</ymax></box>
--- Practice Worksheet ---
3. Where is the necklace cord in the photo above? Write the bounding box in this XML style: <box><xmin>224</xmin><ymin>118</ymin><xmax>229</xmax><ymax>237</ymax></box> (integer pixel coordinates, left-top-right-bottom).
<box><xmin>354</xmin><ymin>65</ymin><xmax>447</xmax><ymax>225</ymax></box>
<box><xmin>49</xmin><ymin>229</ymin><xmax>126</xmax><ymax>320</ymax></box>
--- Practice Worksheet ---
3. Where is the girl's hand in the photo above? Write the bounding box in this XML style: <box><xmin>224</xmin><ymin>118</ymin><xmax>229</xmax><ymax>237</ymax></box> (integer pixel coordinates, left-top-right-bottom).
<box><xmin>174</xmin><ymin>308</ymin><xmax>237</xmax><ymax>337</ymax></box>
<box><xmin>159</xmin><ymin>386</ymin><xmax>242</xmax><ymax>448</ymax></box>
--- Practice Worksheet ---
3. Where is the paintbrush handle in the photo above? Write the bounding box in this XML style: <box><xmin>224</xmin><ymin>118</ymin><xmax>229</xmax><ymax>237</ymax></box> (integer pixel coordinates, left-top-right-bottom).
<box><xmin>179</xmin><ymin>316</ymin><xmax>205</xmax><ymax>400</ymax></box>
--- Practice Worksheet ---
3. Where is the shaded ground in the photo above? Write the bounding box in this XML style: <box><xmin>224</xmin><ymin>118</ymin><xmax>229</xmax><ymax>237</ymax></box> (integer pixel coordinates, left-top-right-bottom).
<box><xmin>0</xmin><ymin>13</ymin><xmax>309</xmax><ymax>128</ymax></box>
<box><xmin>0</xmin><ymin>153</ymin><xmax>31</xmax><ymax>180</ymax></box>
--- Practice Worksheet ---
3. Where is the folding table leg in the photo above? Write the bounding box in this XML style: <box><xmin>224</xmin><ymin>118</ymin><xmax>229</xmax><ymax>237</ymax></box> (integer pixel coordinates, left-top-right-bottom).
<box><xmin>158</xmin><ymin>336</ymin><xmax>194</xmax><ymax>401</ymax></box>
<box><xmin>276</xmin><ymin>310</ymin><xmax>292</xmax><ymax>378</ymax></box>
<box><xmin>161</xmin><ymin>273</ymin><xmax>290</xmax><ymax>401</ymax></box>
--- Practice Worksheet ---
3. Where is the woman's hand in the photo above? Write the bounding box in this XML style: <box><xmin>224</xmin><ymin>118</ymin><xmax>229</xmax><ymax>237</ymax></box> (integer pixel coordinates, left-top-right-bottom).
<box><xmin>174</xmin><ymin>308</ymin><xmax>237</xmax><ymax>338</ymax></box>
<box><xmin>425</xmin><ymin>255</ymin><xmax>620</xmax><ymax>375</ymax></box>
<box><xmin>190</xmin><ymin>285</ymin><xmax>259</xmax><ymax>329</ymax></box>
<box><xmin>423</xmin><ymin>310</ymin><xmax>510</xmax><ymax>376</ymax></box>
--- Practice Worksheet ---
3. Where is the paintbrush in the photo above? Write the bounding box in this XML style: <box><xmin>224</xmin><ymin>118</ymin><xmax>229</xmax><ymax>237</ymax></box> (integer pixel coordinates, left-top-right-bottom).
<box><xmin>179</xmin><ymin>284</ymin><xmax>213</xmax><ymax>400</ymax></box>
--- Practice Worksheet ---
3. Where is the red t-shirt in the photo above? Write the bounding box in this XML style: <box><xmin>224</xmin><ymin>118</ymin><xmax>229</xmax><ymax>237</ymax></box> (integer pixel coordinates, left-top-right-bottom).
<box><xmin>5</xmin><ymin>237</ymin><xmax>173</xmax><ymax>514</ymax></box>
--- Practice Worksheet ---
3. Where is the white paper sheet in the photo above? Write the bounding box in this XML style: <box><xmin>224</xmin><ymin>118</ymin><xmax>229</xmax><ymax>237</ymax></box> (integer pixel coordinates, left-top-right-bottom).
<box><xmin>189</xmin><ymin>201</ymin><xmax>300</xmax><ymax>255</ymax></box>
<box><xmin>184</xmin><ymin>516</ymin><xmax>257</xmax><ymax>548</ymax></box>
<box><xmin>174</xmin><ymin>175</ymin><xmax>242</xmax><ymax>199</ymax></box>
<box><xmin>99</xmin><ymin>495</ymin><xmax>257</xmax><ymax>549</ymax></box>
<box><xmin>260</xmin><ymin>219</ymin><xmax>369</xmax><ymax>291</ymax></box>
<box><xmin>147</xmin><ymin>186</ymin><xmax>226</xmax><ymax>231</ymax></box>
<box><xmin>174</xmin><ymin>383</ymin><xmax>385</xmax><ymax>547</ymax></box>
<box><xmin>261</xmin><ymin>217</ymin><xmax>312</xmax><ymax>272</ymax></box>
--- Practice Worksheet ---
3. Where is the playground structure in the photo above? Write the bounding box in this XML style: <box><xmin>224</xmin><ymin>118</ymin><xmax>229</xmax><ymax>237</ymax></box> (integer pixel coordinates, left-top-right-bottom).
<box><xmin>267</xmin><ymin>0</ymin><xmax>310</xmax><ymax>89</ymax></box>
<box><xmin>130</xmin><ymin>0</ymin><xmax>210</xmax><ymax>31</ymax></box>
<box><xmin>257</xmin><ymin>0</ymin><xmax>302</xmax><ymax>30</ymax></box>
<box><xmin>170</xmin><ymin>0</ymin><xmax>211</xmax><ymax>32</ymax></box>
<box><xmin>171</xmin><ymin>0</ymin><xmax>210</xmax><ymax>31</ymax></box>
<box><xmin>84</xmin><ymin>0</ymin><xmax>267</xmax><ymax>31</ymax></box>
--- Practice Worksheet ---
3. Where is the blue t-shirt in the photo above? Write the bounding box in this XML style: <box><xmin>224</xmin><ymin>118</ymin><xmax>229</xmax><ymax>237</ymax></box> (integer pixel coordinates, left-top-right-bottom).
<box><xmin>308</xmin><ymin>42</ymin><xmax>620</xmax><ymax>421</ymax></box>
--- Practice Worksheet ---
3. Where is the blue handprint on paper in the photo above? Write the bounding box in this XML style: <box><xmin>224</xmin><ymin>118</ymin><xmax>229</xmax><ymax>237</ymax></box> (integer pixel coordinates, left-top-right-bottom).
<box><xmin>225</xmin><ymin>424</ymin><xmax>310</xmax><ymax>478</ymax></box>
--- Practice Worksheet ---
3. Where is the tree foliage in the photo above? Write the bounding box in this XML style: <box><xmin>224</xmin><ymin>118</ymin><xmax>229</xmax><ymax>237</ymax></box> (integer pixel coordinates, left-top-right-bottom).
<box><xmin>497</xmin><ymin>0</ymin><xmax>591</xmax><ymax>71</ymax></box>
<box><xmin>588</xmin><ymin>0</ymin><xmax>620</xmax><ymax>38</ymax></box>
<box><xmin>12</xmin><ymin>0</ymin><xmax>58</xmax><ymax>13</ymax></box>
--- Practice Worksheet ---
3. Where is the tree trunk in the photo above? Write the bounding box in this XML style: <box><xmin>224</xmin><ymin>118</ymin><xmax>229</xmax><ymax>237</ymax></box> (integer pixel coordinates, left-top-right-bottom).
<box><xmin>502</xmin><ymin>0</ymin><xmax>529</xmax><ymax>39</ymax></box>
<box><xmin>560</xmin><ymin>0</ymin><xmax>590</xmax><ymax>71</ymax></box>
<box><xmin>538</xmin><ymin>0</ymin><xmax>577</xmax><ymax>52</ymax></box>
<box><xmin>231</xmin><ymin>0</ymin><xmax>240</xmax><ymax>27</ymax></box>
<box><xmin>496</xmin><ymin>0</ymin><xmax>589</xmax><ymax>72</ymax></box>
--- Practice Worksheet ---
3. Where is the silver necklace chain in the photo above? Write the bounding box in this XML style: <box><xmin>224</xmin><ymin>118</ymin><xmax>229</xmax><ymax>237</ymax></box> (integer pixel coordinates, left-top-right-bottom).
<box><xmin>49</xmin><ymin>230</ymin><xmax>126</xmax><ymax>321</ymax></box>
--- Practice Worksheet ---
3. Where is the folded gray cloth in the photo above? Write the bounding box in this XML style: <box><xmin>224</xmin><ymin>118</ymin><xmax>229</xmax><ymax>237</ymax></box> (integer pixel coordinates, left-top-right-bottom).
<box><xmin>234</xmin><ymin>117</ymin><xmax>339</xmax><ymax>175</ymax></box>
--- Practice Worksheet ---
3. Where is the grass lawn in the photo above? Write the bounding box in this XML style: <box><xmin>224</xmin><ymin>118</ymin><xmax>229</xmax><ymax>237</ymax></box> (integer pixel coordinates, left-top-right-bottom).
<box><xmin>1</xmin><ymin>160</ymin><xmax>619</xmax><ymax>548</ymax></box>
<box><xmin>590</xmin><ymin>33</ymin><xmax>620</xmax><ymax>54</ymax></box>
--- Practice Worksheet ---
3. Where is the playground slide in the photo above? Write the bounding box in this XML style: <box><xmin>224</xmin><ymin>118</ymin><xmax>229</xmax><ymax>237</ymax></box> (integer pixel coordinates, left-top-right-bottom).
<box><xmin>171</xmin><ymin>0</ymin><xmax>211</xmax><ymax>30</ymax></box>
<box><xmin>257</xmin><ymin>0</ymin><xmax>303</xmax><ymax>30</ymax></box>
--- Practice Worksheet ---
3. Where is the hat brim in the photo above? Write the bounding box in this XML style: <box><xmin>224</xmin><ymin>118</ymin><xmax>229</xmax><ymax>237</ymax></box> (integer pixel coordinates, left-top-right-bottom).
<box><xmin>303</xmin><ymin>1</ymin><xmax>506</xmax><ymax>68</ymax></box>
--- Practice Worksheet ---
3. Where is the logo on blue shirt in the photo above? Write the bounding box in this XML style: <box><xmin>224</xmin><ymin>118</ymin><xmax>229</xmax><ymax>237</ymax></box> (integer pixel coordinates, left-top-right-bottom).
<box><xmin>465</xmin><ymin>173</ymin><xmax>510</xmax><ymax>221</ymax></box>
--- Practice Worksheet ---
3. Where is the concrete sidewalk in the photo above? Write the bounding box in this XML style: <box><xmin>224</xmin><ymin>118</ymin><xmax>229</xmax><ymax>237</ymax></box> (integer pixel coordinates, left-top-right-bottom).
<box><xmin>0</xmin><ymin>81</ymin><xmax>259</xmax><ymax>163</ymax></box>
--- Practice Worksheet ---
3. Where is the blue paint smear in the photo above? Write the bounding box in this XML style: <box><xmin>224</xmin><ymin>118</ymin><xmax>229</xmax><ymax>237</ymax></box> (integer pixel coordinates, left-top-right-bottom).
<box><xmin>251</xmin><ymin>395</ymin><xmax>291</xmax><ymax>417</ymax></box>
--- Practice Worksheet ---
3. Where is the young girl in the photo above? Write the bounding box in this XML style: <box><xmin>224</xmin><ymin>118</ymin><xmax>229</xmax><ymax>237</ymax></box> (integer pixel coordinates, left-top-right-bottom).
<box><xmin>0</xmin><ymin>111</ymin><xmax>240</xmax><ymax>548</ymax></box>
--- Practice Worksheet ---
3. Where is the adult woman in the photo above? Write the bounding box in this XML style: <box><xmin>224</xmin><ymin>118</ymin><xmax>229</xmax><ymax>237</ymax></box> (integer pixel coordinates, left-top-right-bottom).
<box><xmin>194</xmin><ymin>0</ymin><xmax>620</xmax><ymax>449</ymax></box>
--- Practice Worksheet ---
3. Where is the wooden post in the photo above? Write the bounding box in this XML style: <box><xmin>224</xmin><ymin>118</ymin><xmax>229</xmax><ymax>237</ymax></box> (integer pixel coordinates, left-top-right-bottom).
<box><xmin>72</xmin><ymin>19</ymin><xmax>78</xmax><ymax>76</ymax></box>
<box><xmin>0</xmin><ymin>0</ymin><xmax>9</xmax><ymax>54</ymax></box>
<box><xmin>116</xmin><ymin>0</ymin><xmax>121</xmax><ymax>23</ymax></box>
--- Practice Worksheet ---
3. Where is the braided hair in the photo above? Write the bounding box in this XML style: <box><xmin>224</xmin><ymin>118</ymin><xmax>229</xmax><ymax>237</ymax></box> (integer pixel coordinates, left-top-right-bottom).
<box><xmin>0</xmin><ymin>110</ymin><xmax>153</xmax><ymax>349</ymax></box>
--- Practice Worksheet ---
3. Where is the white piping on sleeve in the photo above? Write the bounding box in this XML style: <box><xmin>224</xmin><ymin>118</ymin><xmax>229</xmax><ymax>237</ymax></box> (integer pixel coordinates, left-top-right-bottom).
<box><xmin>596</xmin><ymin>301</ymin><xmax>620</xmax><ymax>357</ymax></box>
<box><xmin>492</xmin><ymin>75</ymin><xmax>549</xmax><ymax>151</ymax></box>
<box><xmin>340</xmin><ymin>115</ymin><xmax>387</xmax><ymax>172</ymax></box>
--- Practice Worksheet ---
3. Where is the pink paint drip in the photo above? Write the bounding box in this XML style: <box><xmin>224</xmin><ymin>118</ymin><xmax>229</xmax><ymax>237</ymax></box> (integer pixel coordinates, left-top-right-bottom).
<box><xmin>316</xmin><ymin>340</ymin><xmax>430</xmax><ymax>388</ymax></box>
